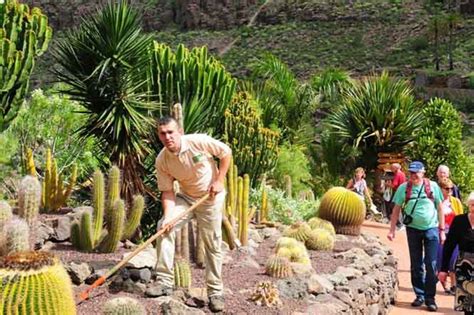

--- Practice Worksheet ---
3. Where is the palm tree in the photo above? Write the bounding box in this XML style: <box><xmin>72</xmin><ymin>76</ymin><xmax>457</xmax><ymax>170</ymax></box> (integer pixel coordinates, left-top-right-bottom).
<box><xmin>327</xmin><ymin>71</ymin><xmax>422</xmax><ymax>169</ymax></box>
<box><xmin>52</xmin><ymin>1</ymin><xmax>156</xmax><ymax>200</ymax></box>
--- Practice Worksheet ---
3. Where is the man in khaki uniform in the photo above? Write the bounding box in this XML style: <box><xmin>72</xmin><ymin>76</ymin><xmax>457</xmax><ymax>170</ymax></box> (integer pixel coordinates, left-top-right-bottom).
<box><xmin>151</xmin><ymin>116</ymin><xmax>231</xmax><ymax>312</ymax></box>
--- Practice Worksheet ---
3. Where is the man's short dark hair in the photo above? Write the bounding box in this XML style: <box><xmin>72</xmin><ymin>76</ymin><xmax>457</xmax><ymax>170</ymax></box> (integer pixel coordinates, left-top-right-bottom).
<box><xmin>158</xmin><ymin>116</ymin><xmax>178</xmax><ymax>126</ymax></box>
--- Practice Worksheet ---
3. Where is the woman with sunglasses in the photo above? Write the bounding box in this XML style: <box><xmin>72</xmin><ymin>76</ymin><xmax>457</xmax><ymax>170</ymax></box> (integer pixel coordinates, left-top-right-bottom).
<box><xmin>437</xmin><ymin>178</ymin><xmax>464</xmax><ymax>295</ymax></box>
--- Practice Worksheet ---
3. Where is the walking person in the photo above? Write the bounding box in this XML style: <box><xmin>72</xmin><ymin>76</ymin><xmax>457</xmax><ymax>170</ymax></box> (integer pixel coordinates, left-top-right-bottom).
<box><xmin>387</xmin><ymin>163</ymin><xmax>407</xmax><ymax>229</ymax></box>
<box><xmin>438</xmin><ymin>192</ymin><xmax>474</xmax><ymax>315</ymax></box>
<box><xmin>437</xmin><ymin>164</ymin><xmax>462</xmax><ymax>200</ymax></box>
<box><xmin>437</xmin><ymin>178</ymin><xmax>464</xmax><ymax>295</ymax></box>
<box><xmin>151</xmin><ymin>116</ymin><xmax>232</xmax><ymax>312</ymax></box>
<box><xmin>387</xmin><ymin>161</ymin><xmax>445</xmax><ymax>312</ymax></box>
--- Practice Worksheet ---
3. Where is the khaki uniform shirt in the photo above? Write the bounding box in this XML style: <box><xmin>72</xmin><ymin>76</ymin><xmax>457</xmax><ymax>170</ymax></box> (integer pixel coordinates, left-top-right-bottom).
<box><xmin>155</xmin><ymin>134</ymin><xmax>231</xmax><ymax>200</ymax></box>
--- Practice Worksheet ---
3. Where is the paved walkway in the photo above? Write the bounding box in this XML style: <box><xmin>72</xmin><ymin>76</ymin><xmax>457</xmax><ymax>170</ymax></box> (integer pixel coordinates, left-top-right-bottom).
<box><xmin>362</xmin><ymin>221</ymin><xmax>458</xmax><ymax>315</ymax></box>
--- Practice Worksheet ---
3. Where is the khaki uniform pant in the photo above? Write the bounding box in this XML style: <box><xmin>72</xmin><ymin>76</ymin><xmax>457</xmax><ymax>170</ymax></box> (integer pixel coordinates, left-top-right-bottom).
<box><xmin>155</xmin><ymin>193</ymin><xmax>224</xmax><ymax>297</ymax></box>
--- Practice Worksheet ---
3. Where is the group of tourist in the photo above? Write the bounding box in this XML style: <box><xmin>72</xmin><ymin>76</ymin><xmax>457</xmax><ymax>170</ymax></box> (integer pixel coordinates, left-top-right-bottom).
<box><xmin>383</xmin><ymin>161</ymin><xmax>473</xmax><ymax>314</ymax></box>
<box><xmin>348</xmin><ymin>162</ymin><xmax>473</xmax><ymax>314</ymax></box>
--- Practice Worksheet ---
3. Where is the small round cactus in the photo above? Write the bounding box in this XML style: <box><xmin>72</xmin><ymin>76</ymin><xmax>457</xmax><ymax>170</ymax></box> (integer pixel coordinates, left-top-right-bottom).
<box><xmin>275</xmin><ymin>237</ymin><xmax>300</xmax><ymax>251</ymax></box>
<box><xmin>276</xmin><ymin>241</ymin><xmax>309</xmax><ymax>265</ymax></box>
<box><xmin>102</xmin><ymin>296</ymin><xmax>146</xmax><ymax>315</ymax></box>
<box><xmin>0</xmin><ymin>251</ymin><xmax>76</xmax><ymax>314</ymax></box>
<box><xmin>0</xmin><ymin>200</ymin><xmax>12</xmax><ymax>222</ymax></box>
<box><xmin>17</xmin><ymin>175</ymin><xmax>41</xmax><ymax>226</ymax></box>
<box><xmin>265</xmin><ymin>255</ymin><xmax>293</xmax><ymax>278</ymax></box>
<box><xmin>318</xmin><ymin>187</ymin><xmax>366</xmax><ymax>235</ymax></box>
<box><xmin>307</xmin><ymin>217</ymin><xmax>336</xmax><ymax>235</ymax></box>
<box><xmin>282</xmin><ymin>222</ymin><xmax>311</xmax><ymax>242</ymax></box>
<box><xmin>305</xmin><ymin>228</ymin><xmax>335</xmax><ymax>251</ymax></box>
<box><xmin>250</xmin><ymin>281</ymin><xmax>282</xmax><ymax>306</ymax></box>
<box><xmin>0</xmin><ymin>217</ymin><xmax>30</xmax><ymax>256</ymax></box>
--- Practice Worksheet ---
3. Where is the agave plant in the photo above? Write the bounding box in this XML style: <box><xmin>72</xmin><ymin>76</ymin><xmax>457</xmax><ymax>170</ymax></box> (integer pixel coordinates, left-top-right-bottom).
<box><xmin>52</xmin><ymin>1</ymin><xmax>156</xmax><ymax>199</ymax></box>
<box><xmin>326</xmin><ymin>71</ymin><xmax>422</xmax><ymax>169</ymax></box>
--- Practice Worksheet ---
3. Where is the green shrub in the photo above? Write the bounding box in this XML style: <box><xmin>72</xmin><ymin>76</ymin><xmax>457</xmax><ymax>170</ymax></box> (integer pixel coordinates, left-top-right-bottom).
<box><xmin>407</xmin><ymin>97</ymin><xmax>474</xmax><ymax>192</ymax></box>
<box><xmin>271</xmin><ymin>144</ymin><xmax>312</xmax><ymax>196</ymax></box>
<box><xmin>409</xmin><ymin>35</ymin><xmax>429</xmax><ymax>52</ymax></box>
<box><xmin>250</xmin><ymin>186</ymin><xmax>318</xmax><ymax>224</ymax></box>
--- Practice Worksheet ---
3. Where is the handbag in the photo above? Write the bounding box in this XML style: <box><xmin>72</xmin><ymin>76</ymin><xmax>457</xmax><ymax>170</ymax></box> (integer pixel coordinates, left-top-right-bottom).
<box><xmin>402</xmin><ymin>183</ymin><xmax>424</xmax><ymax>225</ymax></box>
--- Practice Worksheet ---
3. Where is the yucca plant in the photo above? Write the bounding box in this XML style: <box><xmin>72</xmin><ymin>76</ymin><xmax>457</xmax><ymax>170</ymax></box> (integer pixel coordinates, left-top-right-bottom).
<box><xmin>327</xmin><ymin>71</ymin><xmax>422</xmax><ymax>169</ymax></box>
<box><xmin>52</xmin><ymin>1</ymin><xmax>156</xmax><ymax>201</ymax></box>
<box><xmin>311</xmin><ymin>68</ymin><xmax>353</xmax><ymax>106</ymax></box>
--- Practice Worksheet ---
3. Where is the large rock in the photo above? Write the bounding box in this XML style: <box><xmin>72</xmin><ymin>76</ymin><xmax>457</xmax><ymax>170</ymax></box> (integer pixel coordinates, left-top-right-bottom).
<box><xmin>277</xmin><ymin>276</ymin><xmax>309</xmax><ymax>299</ymax></box>
<box><xmin>129</xmin><ymin>267</ymin><xmax>152</xmax><ymax>283</ymax></box>
<box><xmin>335</xmin><ymin>266</ymin><xmax>362</xmax><ymax>280</ymax></box>
<box><xmin>124</xmin><ymin>246</ymin><xmax>157</xmax><ymax>269</ymax></box>
<box><xmin>66</xmin><ymin>262</ymin><xmax>92</xmax><ymax>285</ymax></box>
<box><xmin>307</xmin><ymin>274</ymin><xmax>334</xmax><ymax>294</ymax></box>
<box><xmin>161</xmin><ymin>298</ymin><xmax>205</xmax><ymax>315</ymax></box>
<box><xmin>306</xmin><ymin>294</ymin><xmax>350</xmax><ymax>314</ymax></box>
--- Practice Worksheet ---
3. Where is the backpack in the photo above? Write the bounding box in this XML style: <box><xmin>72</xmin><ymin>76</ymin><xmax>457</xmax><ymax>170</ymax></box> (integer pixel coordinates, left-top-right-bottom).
<box><xmin>405</xmin><ymin>178</ymin><xmax>434</xmax><ymax>204</ymax></box>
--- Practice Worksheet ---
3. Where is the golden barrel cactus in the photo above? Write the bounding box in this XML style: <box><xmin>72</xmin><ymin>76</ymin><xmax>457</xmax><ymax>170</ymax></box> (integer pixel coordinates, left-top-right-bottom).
<box><xmin>318</xmin><ymin>187</ymin><xmax>366</xmax><ymax>235</ymax></box>
<box><xmin>282</xmin><ymin>222</ymin><xmax>312</xmax><ymax>242</ymax></box>
<box><xmin>307</xmin><ymin>217</ymin><xmax>336</xmax><ymax>236</ymax></box>
<box><xmin>265</xmin><ymin>255</ymin><xmax>293</xmax><ymax>278</ymax></box>
<box><xmin>305</xmin><ymin>228</ymin><xmax>335</xmax><ymax>251</ymax></box>
<box><xmin>0</xmin><ymin>251</ymin><xmax>76</xmax><ymax>315</ymax></box>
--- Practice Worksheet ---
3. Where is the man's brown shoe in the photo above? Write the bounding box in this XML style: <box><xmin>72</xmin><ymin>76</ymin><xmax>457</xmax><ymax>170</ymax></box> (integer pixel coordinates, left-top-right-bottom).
<box><xmin>209</xmin><ymin>295</ymin><xmax>225</xmax><ymax>312</ymax></box>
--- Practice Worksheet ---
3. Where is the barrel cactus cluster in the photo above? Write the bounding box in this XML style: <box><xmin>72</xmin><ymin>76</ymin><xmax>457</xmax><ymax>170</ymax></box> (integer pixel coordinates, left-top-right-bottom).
<box><xmin>305</xmin><ymin>228</ymin><xmax>335</xmax><ymax>251</ymax></box>
<box><xmin>282</xmin><ymin>222</ymin><xmax>312</xmax><ymax>243</ymax></box>
<box><xmin>0</xmin><ymin>251</ymin><xmax>76</xmax><ymax>314</ymax></box>
<box><xmin>102</xmin><ymin>296</ymin><xmax>146</xmax><ymax>315</ymax></box>
<box><xmin>318</xmin><ymin>187</ymin><xmax>366</xmax><ymax>236</ymax></box>
<box><xmin>307</xmin><ymin>217</ymin><xmax>336</xmax><ymax>236</ymax></box>
<box><xmin>265</xmin><ymin>236</ymin><xmax>311</xmax><ymax>278</ymax></box>
<box><xmin>70</xmin><ymin>166</ymin><xmax>145</xmax><ymax>253</ymax></box>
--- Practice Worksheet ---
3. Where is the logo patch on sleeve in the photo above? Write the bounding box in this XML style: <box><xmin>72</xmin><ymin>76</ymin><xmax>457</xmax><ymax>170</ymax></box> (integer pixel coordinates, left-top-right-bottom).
<box><xmin>192</xmin><ymin>153</ymin><xmax>204</xmax><ymax>163</ymax></box>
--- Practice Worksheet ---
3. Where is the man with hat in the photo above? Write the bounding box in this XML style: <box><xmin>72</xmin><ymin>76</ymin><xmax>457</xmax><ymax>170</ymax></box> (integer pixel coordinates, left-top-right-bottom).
<box><xmin>387</xmin><ymin>161</ymin><xmax>445</xmax><ymax>312</ymax></box>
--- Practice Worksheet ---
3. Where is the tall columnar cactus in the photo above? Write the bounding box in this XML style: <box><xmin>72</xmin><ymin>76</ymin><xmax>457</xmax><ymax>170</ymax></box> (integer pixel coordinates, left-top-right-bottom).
<box><xmin>0</xmin><ymin>217</ymin><xmax>30</xmax><ymax>256</ymax></box>
<box><xmin>17</xmin><ymin>175</ymin><xmax>41</xmax><ymax>226</ymax></box>
<box><xmin>318</xmin><ymin>187</ymin><xmax>366</xmax><ymax>236</ymax></box>
<box><xmin>25</xmin><ymin>148</ymin><xmax>36</xmax><ymax>176</ymax></box>
<box><xmin>260</xmin><ymin>185</ymin><xmax>268</xmax><ymax>223</ymax></box>
<box><xmin>0</xmin><ymin>200</ymin><xmax>12</xmax><ymax>222</ymax></box>
<box><xmin>99</xmin><ymin>199</ymin><xmax>125</xmax><ymax>253</ymax></box>
<box><xmin>0</xmin><ymin>0</ymin><xmax>53</xmax><ymax>132</ymax></box>
<box><xmin>174</xmin><ymin>259</ymin><xmax>192</xmax><ymax>288</ymax></box>
<box><xmin>102</xmin><ymin>297</ymin><xmax>146</xmax><ymax>315</ymax></box>
<box><xmin>307</xmin><ymin>217</ymin><xmax>336</xmax><ymax>236</ymax></box>
<box><xmin>305</xmin><ymin>228</ymin><xmax>335</xmax><ymax>251</ymax></box>
<box><xmin>282</xmin><ymin>222</ymin><xmax>312</xmax><ymax>243</ymax></box>
<box><xmin>239</xmin><ymin>174</ymin><xmax>250</xmax><ymax>246</ymax></box>
<box><xmin>0</xmin><ymin>251</ymin><xmax>76</xmax><ymax>315</ymax></box>
<box><xmin>223</xmin><ymin>92</ymin><xmax>280</xmax><ymax>186</ymax></box>
<box><xmin>70</xmin><ymin>167</ymin><xmax>144</xmax><ymax>253</ymax></box>
<box><xmin>265</xmin><ymin>255</ymin><xmax>293</xmax><ymax>278</ymax></box>
<box><xmin>42</xmin><ymin>148</ymin><xmax>77</xmax><ymax>212</ymax></box>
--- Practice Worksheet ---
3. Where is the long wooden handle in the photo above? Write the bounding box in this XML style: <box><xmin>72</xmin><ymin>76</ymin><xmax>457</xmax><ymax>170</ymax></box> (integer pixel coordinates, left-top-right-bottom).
<box><xmin>78</xmin><ymin>193</ymin><xmax>210</xmax><ymax>303</ymax></box>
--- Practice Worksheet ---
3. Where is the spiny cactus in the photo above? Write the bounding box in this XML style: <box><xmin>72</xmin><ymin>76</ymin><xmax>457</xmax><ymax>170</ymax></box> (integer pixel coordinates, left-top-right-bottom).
<box><xmin>42</xmin><ymin>148</ymin><xmax>77</xmax><ymax>212</ymax></box>
<box><xmin>0</xmin><ymin>217</ymin><xmax>30</xmax><ymax>256</ymax></box>
<box><xmin>307</xmin><ymin>217</ymin><xmax>336</xmax><ymax>236</ymax></box>
<box><xmin>275</xmin><ymin>238</ymin><xmax>309</xmax><ymax>265</ymax></box>
<box><xmin>102</xmin><ymin>296</ymin><xmax>146</xmax><ymax>315</ymax></box>
<box><xmin>174</xmin><ymin>259</ymin><xmax>192</xmax><ymax>288</ymax></box>
<box><xmin>17</xmin><ymin>175</ymin><xmax>41</xmax><ymax>226</ymax></box>
<box><xmin>239</xmin><ymin>174</ymin><xmax>250</xmax><ymax>246</ymax></box>
<box><xmin>71</xmin><ymin>167</ymin><xmax>144</xmax><ymax>253</ymax></box>
<box><xmin>282</xmin><ymin>222</ymin><xmax>312</xmax><ymax>242</ymax></box>
<box><xmin>275</xmin><ymin>236</ymin><xmax>300</xmax><ymax>251</ymax></box>
<box><xmin>0</xmin><ymin>0</ymin><xmax>53</xmax><ymax>132</ymax></box>
<box><xmin>305</xmin><ymin>228</ymin><xmax>335</xmax><ymax>251</ymax></box>
<box><xmin>265</xmin><ymin>255</ymin><xmax>293</xmax><ymax>278</ymax></box>
<box><xmin>318</xmin><ymin>187</ymin><xmax>366</xmax><ymax>236</ymax></box>
<box><xmin>260</xmin><ymin>185</ymin><xmax>268</xmax><ymax>223</ymax></box>
<box><xmin>99</xmin><ymin>199</ymin><xmax>125</xmax><ymax>253</ymax></box>
<box><xmin>250</xmin><ymin>281</ymin><xmax>282</xmax><ymax>307</ymax></box>
<box><xmin>0</xmin><ymin>251</ymin><xmax>76</xmax><ymax>314</ymax></box>
<box><xmin>0</xmin><ymin>200</ymin><xmax>12</xmax><ymax>222</ymax></box>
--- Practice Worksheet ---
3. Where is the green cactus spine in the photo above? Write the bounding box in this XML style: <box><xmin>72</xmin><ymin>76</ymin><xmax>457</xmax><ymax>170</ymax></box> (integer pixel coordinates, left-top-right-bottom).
<box><xmin>305</xmin><ymin>228</ymin><xmax>335</xmax><ymax>251</ymax></box>
<box><xmin>99</xmin><ymin>199</ymin><xmax>125</xmax><ymax>253</ymax></box>
<box><xmin>0</xmin><ymin>251</ymin><xmax>76</xmax><ymax>315</ymax></box>
<box><xmin>308</xmin><ymin>217</ymin><xmax>336</xmax><ymax>236</ymax></box>
<box><xmin>122</xmin><ymin>195</ymin><xmax>145</xmax><ymax>240</ymax></box>
<box><xmin>102</xmin><ymin>296</ymin><xmax>146</xmax><ymax>315</ymax></box>
<box><xmin>93</xmin><ymin>170</ymin><xmax>105</xmax><ymax>245</ymax></box>
<box><xmin>174</xmin><ymin>259</ymin><xmax>192</xmax><ymax>288</ymax></box>
<box><xmin>0</xmin><ymin>0</ymin><xmax>53</xmax><ymax>132</ymax></box>
<box><xmin>318</xmin><ymin>187</ymin><xmax>366</xmax><ymax>236</ymax></box>
<box><xmin>239</xmin><ymin>174</ymin><xmax>250</xmax><ymax>246</ymax></box>
<box><xmin>0</xmin><ymin>217</ymin><xmax>30</xmax><ymax>256</ymax></box>
<box><xmin>17</xmin><ymin>175</ymin><xmax>41</xmax><ymax>226</ymax></box>
<box><xmin>0</xmin><ymin>200</ymin><xmax>12</xmax><ymax>222</ymax></box>
<box><xmin>282</xmin><ymin>222</ymin><xmax>312</xmax><ymax>243</ymax></box>
<box><xmin>265</xmin><ymin>255</ymin><xmax>293</xmax><ymax>278</ymax></box>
